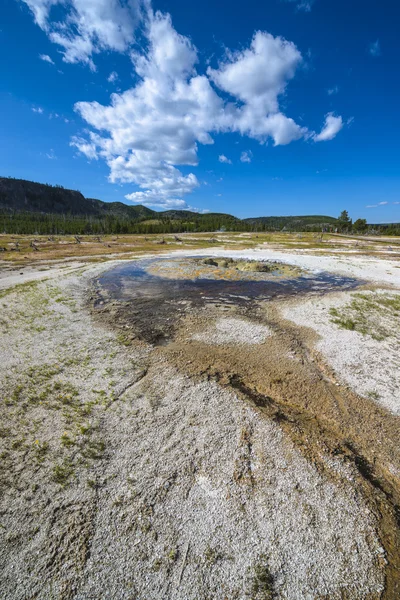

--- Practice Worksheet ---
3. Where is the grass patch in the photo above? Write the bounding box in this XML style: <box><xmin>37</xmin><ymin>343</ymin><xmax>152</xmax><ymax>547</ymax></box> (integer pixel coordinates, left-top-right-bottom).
<box><xmin>117</xmin><ymin>333</ymin><xmax>133</xmax><ymax>347</ymax></box>
<box><xmin>0</xmin><ymin>280</ymin><xmax>42</xmax><ymax>300</ymax></box>
<box><xmin>33</xmin><ymin>440</ymin><xmax>49</xmax><ymax>462</ymax></box>
<box><xmin>251</xmin><ymin>554</ymin><xmax>275</xmax><ymax>599</ymax></box>
<box><xmin>366</xmin><ymin>389</ymin><xmax>381</xmax><ymax>401</ymax></box>
<box><xmin>61</xmin><ymin>432</ymin><xmax>75</xmax><ymax>448</ymax></box>
<box><xmin>204</xmin><ymin>545</ymin><xmax>223</xmax><ymax>565</ymax></box>
<box><xmin>52</xmin><ymin>460</ymin><xmax>74</xmax><ymax>485</ymax></box>
<box><xmin>329</xmin><ymin>292</ymin><xmax>400</xmax><ymax>340</ymax></box>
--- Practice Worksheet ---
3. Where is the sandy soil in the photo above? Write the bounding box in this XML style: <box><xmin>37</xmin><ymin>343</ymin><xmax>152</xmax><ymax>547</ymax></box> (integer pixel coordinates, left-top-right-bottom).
<box><xmin>0</xmin><ymin>244</ymin><xmax>399</xmax><ymax>599</ymax></box>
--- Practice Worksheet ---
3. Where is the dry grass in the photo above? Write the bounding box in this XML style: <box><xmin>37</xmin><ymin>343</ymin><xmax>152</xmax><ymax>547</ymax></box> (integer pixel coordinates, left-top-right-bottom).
<box><xmin>1</xmin><ymin>231</ymin><xmax>400</xmax><ymax>265</ymax></box>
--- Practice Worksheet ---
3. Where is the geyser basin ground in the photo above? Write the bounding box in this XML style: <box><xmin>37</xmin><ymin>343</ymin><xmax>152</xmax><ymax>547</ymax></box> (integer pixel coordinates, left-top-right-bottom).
<box><xmin>94</xmin><ymin>256</ymin><xmax>362</xmax><ymax>345</ymax></box>
<box><xmin>0</xmin><ymin>247</ymin><xmax>399</xmax><ymax>599</ymax></box>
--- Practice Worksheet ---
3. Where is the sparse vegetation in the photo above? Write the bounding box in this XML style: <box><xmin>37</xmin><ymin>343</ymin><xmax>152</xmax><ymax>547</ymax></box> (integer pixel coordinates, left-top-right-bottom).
<box><xmin>329</xmin><ymin>292</ymin><xmax>400</xmax><ymax>340</ymax></box>
<box><xmin>204</xmin><ymin>545</ymin><xmax>223</xmax><ymax>565</ymax></box>
<box><xmin>52</xmin><ymin>460</ymin><xmax>74</xmax><ymax>485</ymax></box>
<box><xmin>251</xmin><ymin>555</ymin><xmax>275</xmax><ymax>599</ymax></box>
<box><xmin>366</xmin><ymin>390</ymin><xmax>381</xmax><ymax>401</ymax></box>
<box><xmin>200</xmin><ymin>257</ymin><xmax>300</xmax><ymax>275</ymax></box>
<box><xmin>0</xmin><ymin>212</ymin><xmax>398</xmax><ymax>598</ymax></box>
<box><xmin>167</xmin><ymin>547</ymin><xmax>178</xmax><ymax>562</ymax></box>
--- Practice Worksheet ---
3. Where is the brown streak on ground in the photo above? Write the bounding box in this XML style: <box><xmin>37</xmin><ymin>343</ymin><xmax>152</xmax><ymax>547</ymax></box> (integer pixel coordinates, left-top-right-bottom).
<box><xmin>156</xmin><ymin>301</ymin><xmax>400</xmax><ymax>599</ymax></box>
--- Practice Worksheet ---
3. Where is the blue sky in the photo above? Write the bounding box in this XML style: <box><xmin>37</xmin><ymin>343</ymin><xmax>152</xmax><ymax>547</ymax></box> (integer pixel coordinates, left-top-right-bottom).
<box><xmin>1</xmin><ymin>0</ymin><xmax>399</xmax><ymax>221</ymax></box>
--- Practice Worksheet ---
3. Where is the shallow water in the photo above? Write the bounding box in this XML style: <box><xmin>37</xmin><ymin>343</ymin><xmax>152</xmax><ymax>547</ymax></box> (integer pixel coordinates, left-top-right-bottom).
<box><xmin>95</xmin><ymin>257</ymin><xmax>363</xmax><ymax>345</ymax></box>
<box><xmin>97</xmin><ymin>256</ymin><xmax>362</xmax><ymax>306</ymax></box>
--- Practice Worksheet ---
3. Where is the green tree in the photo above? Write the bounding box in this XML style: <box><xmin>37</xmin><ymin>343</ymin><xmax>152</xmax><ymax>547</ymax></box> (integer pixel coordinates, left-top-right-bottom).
<box><xmin>338</xmin><ymin>210</ymin><xmax>352</xmax><ymax>231</ymax></box>
<box><xmin>353</xmin><ymin>218</ymin><xmax>368</xmax><ymax>233</ymax></box>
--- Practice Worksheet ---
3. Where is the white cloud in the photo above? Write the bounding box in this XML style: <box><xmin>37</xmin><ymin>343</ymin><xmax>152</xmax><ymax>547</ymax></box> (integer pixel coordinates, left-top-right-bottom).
<box><xmin>219</xmin><ymin>154</ymin><xmax>232</xmax><ymax>164</ymax></box>
<box><xmin>22</xmin><ymin>0</ymin><xmax>59</xmax><ymax>29</ymax></box>
<box><xmin>240</xmin><ymin>150</ymin><xmax>252</xmax><ymax>163</ymax></box>
<box><xmin>107</xmin><ymin>71</ymin><xmax>119</xmax><ymax>83</ymax></box>
<box><xmin>32</xmin><ymin>106</ymin><xmax>44</xmax><ymax>113</ymax></box>
<box><xmin>51</xmin><ymin>5</ymin><xmax>344</xmax><ymax>207</ymax></box>
<box><xmin>366</xmin><ymin>205</ymin><xmax>377</xmax><ymax>208</ymax></box>
<box><xmin>123</xmin><ymin>171</ymin><xmax>200</xmax><ymax>209</ymax></box>
<box><xmin>369</xmin><ymin>40</ymin><xmax>381</xmax><ymax>57</ymax></box>
<box><xmin>378</xmin><ymin>201</ymin><xmax>388</xmax><ymax>205</ymax></box>
<box><xmin>39</xmin><ymin>53</ymin><xmax>54</xmax><ymax>64</ymax></box>
<box><xmin>72</xmin><ymin>8</ymin><xmax>214</xmax><ymax>211</ymax></box>
<box><xmin>327</xmin><ymin>85</ymin><xmax>339</xmax><ymax>95</ymax></box>
<box><xmin>46</xmin><ymin>148</ymin><xmax>57</xmax><ymax>159</ymax></box>
<box><xmin>70</xmin><ymin>135</ymin><xmax>98</xmax><ymax>160</ymax></box>
<box><xmin>208</xmin><ymin>32</ymin><xmax>301</xmax><ymax>113</ymax></box>
<box><xmin>125</xmin><ymin>194</ymin><xmax>190</xmax><ymax>209</ymax></box>
<box><xmin>283</xmin><ymin>0</ymin><xmax>315</xmax><ymax>12</ymax></box>
<box><xmin>393</xmin><ymin>202</ymin><xmax>400</xmax><ymax>205</ymax></box>
<box><xmin>207</xmin><ymin>31</ymin><xmax>307</xmax><ymax>145</ymax></box>
<box><xmin>313</xmin><ymin>112</ymin><xmax>343</xmax><ymax>142</ymax></box>
<box><xmin>22</xmin><ymin>0</ymin><xmax>144</xmax><ymax>70</ymax></box>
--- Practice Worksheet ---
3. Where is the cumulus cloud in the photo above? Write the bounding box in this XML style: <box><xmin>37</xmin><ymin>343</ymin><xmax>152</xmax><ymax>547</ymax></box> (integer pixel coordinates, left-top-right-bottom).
<box><xmin>22</xmin><ymin>0</ymin><xmax>144</xmax><ymax>70</ymax></box>
<box><xmin>313</xmin><ymin>112</ymin><xmax>343</xmax><ymax>142</ymax></box>
<box><xmin>240</xmin><ymin>150</ymin><xmax>252</xmax><ymax>163</ymax></box>
<box><xmin>39</xmin><ymin>53</ymin><xmax>54</xmax><ymax>64</ymax></box>
<box><xmin>123</xmin><ymin>171</ymin><xmax>200</xmax><ymax>209</ymax></box>
<box><xmin>25</xmin><ymin>2</ymin><xmax>344</xmax><ymax>208</ymax></box>
<box><xmin>125</xmin><ymin>193</ymin><xmax>191</xmax><ymax>209</ymax></box>
<box><xmin>70</xmin><ymin>135</ymin><xmax>98</xmax><ymax>159</ymax></box>
<box><xmin>107</xmin><ymin>71</ymin><xmax>119</xmax><ymax>83</ymax></box>
<box><xmin>207</xmin><ymin>31</ymin><xmax>307</xmax><ymax>145</ymax></box>
<box><xmin>32</xmin><ymin>106</ymin><xmax>44</xmax><ymax>113</ymax></box>
<box><xmin>369</xmin><ymin>40</ymin><xmax>381</xmax><ymax>57</ymax></box>
<box><xmin>219</xmin><ymin>154</ymin><xmax>232</xmax><ymax>164</ymax></box>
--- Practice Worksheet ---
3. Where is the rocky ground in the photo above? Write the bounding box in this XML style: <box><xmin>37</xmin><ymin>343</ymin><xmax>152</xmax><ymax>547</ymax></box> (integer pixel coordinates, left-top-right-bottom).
<box><xmin>0</xmin><ymin>246</ymin><xmax>399</xmax><ymax>599</ymax></box>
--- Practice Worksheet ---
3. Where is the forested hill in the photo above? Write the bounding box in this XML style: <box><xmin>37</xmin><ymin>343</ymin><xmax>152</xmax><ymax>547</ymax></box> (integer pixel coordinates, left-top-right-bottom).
<box><xmin>243</xmin><ymin>215</ymin><xmax>338</xmax><ymax>229</ymax></box>
<box><xmin>0</xmin><ymin>177</ymin><xmax>154</xmax><ymax>220</ymax></box>
<box><xmin>0</xmin><ymin>176</ymin><xmax>341</xmax><ymax>235</ymax></box>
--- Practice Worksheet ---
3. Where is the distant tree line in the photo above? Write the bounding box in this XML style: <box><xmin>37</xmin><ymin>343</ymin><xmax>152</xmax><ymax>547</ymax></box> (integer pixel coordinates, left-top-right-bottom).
<box><xmin>0</xmin><ymin>211</ymin><xmax>246</xmax><ymax>235</ymax></box>
<box><xmin>336</xmin><ymin>210</ymin><xmax>400</xmax><ymax>235</ymax></box>
<box><xmin>1</xmin><ymin>208</ymin><xmax>399</xmax><ymax>236</ymax></box>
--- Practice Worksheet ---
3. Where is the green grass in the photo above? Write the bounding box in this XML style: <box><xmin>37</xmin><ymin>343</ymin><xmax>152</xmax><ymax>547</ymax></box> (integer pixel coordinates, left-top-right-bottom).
<box><xmin>366</xmin><ymin>389</ymin><xmax>381</xmax><ymax>401</ymax></box>
<box><xmin>204</xmin><ymin>545</ymin><xmax>223</xmax><ymax>565</ymax></box>
<box><xmin>33</xmin><ymin>440</ymin><xmax>49</xmax><ymax>462</ymax></box>
<box><xmin>0</xmin><ymin>279</ymin><xmax>43</xmax><ymax>300</ymax></box>
<box><xmin>329</xmin><ymin>292</ymin><xmax>400</xmax><ymax>340</ymax></box>
<box><xmin>251</xmin><ymin>555</ymin><xmax>275</xmax><ymax>599</ymax></box>
<box><xmin>52</xmin><ymin>460</ymin><xmax>74</xmax><ymax>485</ymax></box>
